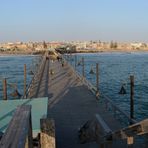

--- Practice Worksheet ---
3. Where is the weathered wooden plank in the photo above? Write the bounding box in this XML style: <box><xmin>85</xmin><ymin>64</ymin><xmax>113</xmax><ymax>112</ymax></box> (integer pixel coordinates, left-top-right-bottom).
<box><xmin>28</xmin><ymin>113</ymin><xmax>33</xmax><ymax>148</ymax></box>
<box><xmin>112</xmin><ymin>119</ymin><xmax>148</xmax><ymax>139</ymax></box>
<box><xmin>12</xmin><ymin>111</ymin><xmax>29</xmax><ymax>147</ymax></box>
<box><xmin>94</xmin><ymin>115</ymin><xmax>148</xmax><ymax>146</ymax></box>
<box><xmin>13</xmin><ymin>109</ymin><xmax>32</xmax><ymax>147</ymax></box>
<box><xmin>0</xmin><ymin>106</ymin><xmax>22</xmax><ymax>145</ymax></box>
<box><xmin>40</xmin><ymin>118</ymin><xmax>56</xmax><ymax>148</ymax></box>
<box><xmin>0</xmin><ymin>105</ymin><xmax>32</xmax><ymax>148</ymax></box>
<box><xmin>2</xmin><ymin>106</ymin><xmax>30</xmax><ymax>147</ymax></box>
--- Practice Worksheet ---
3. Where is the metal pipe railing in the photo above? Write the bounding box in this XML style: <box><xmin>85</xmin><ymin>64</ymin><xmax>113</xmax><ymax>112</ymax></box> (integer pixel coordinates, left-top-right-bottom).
<box><xmin>63</xmin><ymin>55</ymin><xmax>137</xmax><ymax>125</ymax></box>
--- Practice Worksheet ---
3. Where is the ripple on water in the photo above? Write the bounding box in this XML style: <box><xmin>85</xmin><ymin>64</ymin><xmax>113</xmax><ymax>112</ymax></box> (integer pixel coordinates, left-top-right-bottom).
<box><xmin>0</xmin><ymin>55</ymin><xmax>38</xmax><ymax>100</ymax></box>
<box><xmin>72</xmin><ymin>52</ymin><xmax>148</xmax><ymax>120</ymax></box>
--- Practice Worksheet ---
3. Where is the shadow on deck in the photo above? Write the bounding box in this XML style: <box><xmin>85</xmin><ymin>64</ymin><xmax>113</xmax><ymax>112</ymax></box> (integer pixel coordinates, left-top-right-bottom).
<box><xmin>47</xmin><ymin>61</ymin><xmax>125</xmax><ymax>148</ymax></box>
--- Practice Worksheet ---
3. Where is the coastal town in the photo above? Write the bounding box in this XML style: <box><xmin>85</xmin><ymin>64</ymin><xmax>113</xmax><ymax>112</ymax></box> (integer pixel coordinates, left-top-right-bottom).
<box><xmin>0</xmin><ymin>41</ymin><xmax>148</xmax><ymax>54</ymax></box>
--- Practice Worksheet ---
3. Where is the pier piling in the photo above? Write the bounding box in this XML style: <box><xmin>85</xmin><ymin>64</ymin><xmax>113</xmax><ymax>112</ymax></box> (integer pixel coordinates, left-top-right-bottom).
<box><xmin>3</xmin><ymin>78</ymin><xmax>7</xmax><ymax>100</ymax></box>
<box><xmin>130</xmin><ymin>75</ymin><xmax>134</xmax><ymax>120</ymax></box>
<box><xmin>96</xmin><ymin>63</ymin><xmax>99</xmax><ymax>94</ymax></box>
<box><xmin>74</xmin><ymin>55</ymin><xmax>77</xmax><ymax>70</ymax></box>
<box><xmin>24</xmin><ymin>64</ymin><xmax>27</xmax><ymax>97</ymax></box>
<box><xmin>82</xmin><ymin>57</ymin><xmax>85</xmax><ymax>77</ymax></box>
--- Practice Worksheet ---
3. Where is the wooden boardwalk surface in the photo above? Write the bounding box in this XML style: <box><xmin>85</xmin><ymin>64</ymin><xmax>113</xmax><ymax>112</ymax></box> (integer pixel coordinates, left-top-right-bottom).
<box><xmin>46</xmin><ymin>60</ymin><xmax>126</xmax><ymax>148</ymax></box>
<box><xmin>30</xmin><ymin>57</ymin><xmax>144</xmax><ymax>147</ymax></box>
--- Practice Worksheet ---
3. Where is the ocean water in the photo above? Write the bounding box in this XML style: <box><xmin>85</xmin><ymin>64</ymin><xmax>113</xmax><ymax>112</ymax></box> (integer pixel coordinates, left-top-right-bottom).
<box><xmin>68</xmin><ymin>52</ymin><xmax>148</xmax><ymax>121</ymax></box>
<box><xmin>0</xmin><ymin>55</ymin><xmax>40</xmax><ymax>100</ymax></box>
<box><xmin>1</xmin><ymin>53</ymin><xmax>148</xmax><ymax>121</ymax></box>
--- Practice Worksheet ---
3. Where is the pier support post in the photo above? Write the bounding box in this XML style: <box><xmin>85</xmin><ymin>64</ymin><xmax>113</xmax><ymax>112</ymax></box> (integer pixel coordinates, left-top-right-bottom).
<box><xmin>82</xmin><ymin>57</ymin><xmax>85</xmax><ymax>78</ymax></box>
<box><xmin>130</xmin><ymin>75</ymin><xmax>134</xmax><ymax>120</ymax></box>
<box><xmin>96</xmin><ymin>63</ymin><xmax>99</xmax><ymax>96</ymax></box>
<box><xmin>127</xmin><ymin>136</ymin><xmax>134</xmax><ymax>148</ymax></box>
<box><xmin>75</xmin><ymin>55</ymin><xmax>77</xmax><ymax>70</ymax></box>
<box><xmin>24</xmin><ymin>64</ymin><xmax>27</xmax><ymax>97</ymax></box>
<box><xmin>40</xmin><ymin>119</ymin><xmax>56</xmax><ymax>148</ymax></box>
<box><xmin>70</xmin><ymin>54</ymin><xmax>72</xmax><ymax>66</ymax></box>
<box><xmin>3</xmin><ymin>78</ymin><xmax>7</xmax><ymax>100</ymax></box>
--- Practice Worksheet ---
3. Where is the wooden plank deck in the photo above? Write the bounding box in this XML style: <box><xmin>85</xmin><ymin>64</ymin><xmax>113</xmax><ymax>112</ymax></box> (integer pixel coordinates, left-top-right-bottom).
<box><xmin>0</xmin><ymin>105</ymin><xmax>32</xmax><ymax>148</ymax></box>
<box><xmin>0</xmin><ymin>53</ymin><xmax>147</xmax><ymax>147</ymax></box>
<box><xmin>46</xmin><ymin>60</ymin><xmax>127</xmax><ymax>148</ymax></box>
<box><xmin>28</xmin><ymin>57</ymin><xmax>49</xmax><ymax>98</ymax></box>
<box><xmin>30</xmin><ymin>57</ymin><xmax>145</xmax><ymax>147</ymax></box>
<box><xmin>0</xmin><ymin>97</ymin><xmax>48</xmax><ymax>136</ymax></box>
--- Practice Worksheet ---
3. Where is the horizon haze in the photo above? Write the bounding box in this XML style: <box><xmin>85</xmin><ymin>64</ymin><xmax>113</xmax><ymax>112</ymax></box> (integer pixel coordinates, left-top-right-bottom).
<box><xmin>0</xmin><ymin>0</ymin><xmax>148</xmax><ymax>43</ymax></box>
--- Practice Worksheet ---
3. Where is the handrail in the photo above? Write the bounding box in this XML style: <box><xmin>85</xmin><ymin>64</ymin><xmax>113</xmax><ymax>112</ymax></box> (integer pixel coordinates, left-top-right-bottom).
<box><xmin>0</xmin><ymin>105</ymin><xmax>33</xmax><ymax>148</ymax></box>
<box><xmin>23</xmin><ymin>52</ymin><xmax>48</xmax><ymax>99</ymax></box>
<box><xmin>34</xmin><ymin>53</ymin><xmax>47</xmax><ymax>98</ymax></box>
<box><xmin>100</xmin><ymin>93</ymin><xmax>137</xmax><ymax>124</ymax></box>
<box><xmin>63</xmin><ymin>55</ymin><xmax>137</xmax><ymax>125</ymax></box>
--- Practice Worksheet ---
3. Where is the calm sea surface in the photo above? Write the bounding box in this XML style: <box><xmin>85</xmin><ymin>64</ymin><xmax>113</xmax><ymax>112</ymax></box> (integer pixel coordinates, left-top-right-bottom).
<box><xmin>0</xmin><ymin>55</ymin><xmax>39</xmax><ymax>100</ymax></box>
<box><xmin>1</xmin><ymin>53</ymin><xmax>148</xmax><ymax>121</ymax></box>
<box><xmin>0</xmin><ymin>53</ymin><xmax>147</xmax><ymax>146</ymax></box>
<box><xmin>69</xmin><ymin>52</ymin><xmax>148</xmax><ymax>121</ymax></box>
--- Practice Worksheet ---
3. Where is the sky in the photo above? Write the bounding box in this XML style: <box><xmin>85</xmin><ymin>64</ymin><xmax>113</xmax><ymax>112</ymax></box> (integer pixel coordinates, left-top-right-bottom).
<box><xmin>0</xmin><ymin>0</ymin><xmax>148</xmax><ymax>43</ymax></box>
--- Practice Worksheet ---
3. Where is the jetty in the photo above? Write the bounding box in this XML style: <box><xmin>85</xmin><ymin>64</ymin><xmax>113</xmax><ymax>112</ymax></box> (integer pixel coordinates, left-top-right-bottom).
<box><xmin>0</xmin><ymin>51</ymin><xmax>148</xmax><ymax>148</ymax></box>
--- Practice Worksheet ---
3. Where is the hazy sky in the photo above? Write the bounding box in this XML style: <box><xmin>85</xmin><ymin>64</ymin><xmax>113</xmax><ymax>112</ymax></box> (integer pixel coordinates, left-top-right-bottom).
<box><xmin>0</xmin><ymin>0</ymin><xmax>148</xmax><ymax>43</ymax></box>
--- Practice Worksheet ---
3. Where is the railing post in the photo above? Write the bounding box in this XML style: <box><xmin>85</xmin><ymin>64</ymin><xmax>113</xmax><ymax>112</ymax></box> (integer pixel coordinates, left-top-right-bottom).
<box><xmin>82</xmin><ymin>57</ymin><xmax>85</xmax><ymax>77</ymax></box>
<box><xmin>3</xmin><ymin>78</ymin><xmax>7</xmax><ymax>100</ymax></box>
<box><xmin>75</xmin><ymin>55</ymin><xmax>77</xmax><ymax>70</ymax></box>
<box><xmin>127</xmin><ymin>136</ymin><xmax>134</xmax><ymax>148</ymax></box>
<box><xmin>130</xmin><ymin>75</ymin><xmax>134</xmax><ymax>120</ymax></box>
<box><xmin>29</xmin><ymin>77</ymin><xmax>34</xmax><ymax>99</ymax></box>
<box><xmin>24</xmin><ymin>64</ymin><xmax>27</xmax><ymax>97</ymax></box>
<box><xmin>40</xmin><ymin>119</ymin><xmax>55</xmax><ymax>148</ymax></box>
<box><xmin>70</xmin><ymin>54</ymin><xmax>72</xmax><ymax>65</ymax></box>
<box><xmin>96</xmin><ymin>63</ymin><xmax>99</xmax><ymax>94</ymax></box>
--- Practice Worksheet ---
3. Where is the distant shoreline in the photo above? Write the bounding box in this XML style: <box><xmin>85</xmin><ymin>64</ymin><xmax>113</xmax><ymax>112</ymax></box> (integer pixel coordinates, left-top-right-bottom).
<box><xmin>0</xmin><ymin>50</ymin><xmax>45</xmax><ymax>56</ymax></box>
<box><xmin>1</xmin><ymin>48</ymin><xmax>148</xmax><ymax>55</ymax></box>
<box><xmin>75</xmin><ymin>48</ymin><xmax>148</xmax><ymax>53</ymax></box>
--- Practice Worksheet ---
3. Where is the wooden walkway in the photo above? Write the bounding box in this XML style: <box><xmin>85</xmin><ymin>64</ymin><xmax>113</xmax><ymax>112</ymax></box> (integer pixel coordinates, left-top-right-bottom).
<box><xmin>30</xmin><ymin>57</ymin><xmax>145</xmax><ymax>147</ymax></box>
<box><xmin>28</xmin><ymin>58</ymin><xmax>49</xmax><ymax>98</ymax></box>
<box><xmin>1</xmin><ymin>53</ymin><xmax>148</xmax><ymax>148</ymax></box>
<box><xmin>46</xmin><ymin>60</ymin><xmax>126</xmax><ymax>148</ymax></box>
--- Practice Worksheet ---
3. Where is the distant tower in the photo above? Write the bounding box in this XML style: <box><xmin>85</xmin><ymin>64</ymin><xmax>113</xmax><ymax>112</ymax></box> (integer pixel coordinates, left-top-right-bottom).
<box><xmin>43</xmin><ymin>41</ymin><xmax>47</xmax><ymax>49</ymax></box>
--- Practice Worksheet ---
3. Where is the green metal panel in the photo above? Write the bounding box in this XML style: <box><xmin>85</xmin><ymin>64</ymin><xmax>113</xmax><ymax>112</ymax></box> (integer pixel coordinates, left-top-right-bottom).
<box><xmin>0</xmin><ymin>97</ymin><xmax>48</xmax><ymax>136</ymax></box>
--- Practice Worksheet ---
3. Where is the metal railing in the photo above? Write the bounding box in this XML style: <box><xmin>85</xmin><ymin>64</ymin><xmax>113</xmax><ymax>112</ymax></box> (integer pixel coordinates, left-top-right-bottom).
<box><xmin>63</xmin><ymin>55</ymin><xmax>137</xmax><ymax>125</ymax></box>
<box><xmin>100</xmin><ymin>94</ymin><xmax>137</xmax><ymax>124</ymax></box>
